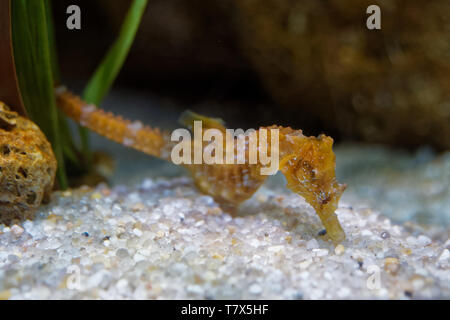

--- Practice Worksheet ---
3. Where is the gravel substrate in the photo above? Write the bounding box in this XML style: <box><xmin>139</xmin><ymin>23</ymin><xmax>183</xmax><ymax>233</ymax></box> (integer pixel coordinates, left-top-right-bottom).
<box><xmin>0</xmin><ymin>177</ymin><xmax>448</xmax><ymax>299</ymax></box>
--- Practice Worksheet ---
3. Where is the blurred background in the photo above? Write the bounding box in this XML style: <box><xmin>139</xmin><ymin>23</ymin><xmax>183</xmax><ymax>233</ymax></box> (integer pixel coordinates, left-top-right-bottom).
<box><xmin>50</xmin><ymin>0</ymin><xmax>449</xmax><ymax>232</ymax></box>
<box><xmin>53</xmin><ymin>0</ymin><xmax>450</xmax><ymax>149</ymax></box>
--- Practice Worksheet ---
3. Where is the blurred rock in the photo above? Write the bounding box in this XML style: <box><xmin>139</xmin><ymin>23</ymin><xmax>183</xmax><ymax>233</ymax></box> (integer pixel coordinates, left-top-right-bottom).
<box><xmin>231</xmin><ymin>0</ymin><xmax>450</xmax><ymax>150</ymax></box>
<box><xmin>55</xmin><ymin>0</ymin><xmax>450</xmax><ymax>150</ymax></box>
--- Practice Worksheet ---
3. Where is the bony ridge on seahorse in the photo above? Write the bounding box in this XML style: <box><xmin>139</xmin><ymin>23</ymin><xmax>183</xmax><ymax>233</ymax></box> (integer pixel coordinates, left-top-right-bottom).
<box><xmin>55</xmin><ymin>86</ymin><xmax>347</xmax><ymax>244</ymax></box>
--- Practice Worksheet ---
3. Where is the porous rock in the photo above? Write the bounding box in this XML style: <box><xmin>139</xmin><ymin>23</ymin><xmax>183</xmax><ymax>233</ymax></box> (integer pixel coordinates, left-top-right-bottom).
<box><xmin>0</xmin><ymin>101</ymin><xmax>56</xmax><ymax>222</ymax></box>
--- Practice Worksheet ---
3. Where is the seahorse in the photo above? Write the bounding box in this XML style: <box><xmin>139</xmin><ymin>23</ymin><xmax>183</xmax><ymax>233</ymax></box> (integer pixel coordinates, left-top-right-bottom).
<box><xmin>55</xmin><ymin>86</ymin><xmax>346</xmax><ymax>244</ymax></box>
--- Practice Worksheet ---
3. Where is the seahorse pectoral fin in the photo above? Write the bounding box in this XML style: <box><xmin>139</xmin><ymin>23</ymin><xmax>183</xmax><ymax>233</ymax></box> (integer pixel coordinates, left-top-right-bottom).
<box><xmin>178</xmin><ymin>110</ymin><xmax>226</xmax><ymax>131</ymax></box>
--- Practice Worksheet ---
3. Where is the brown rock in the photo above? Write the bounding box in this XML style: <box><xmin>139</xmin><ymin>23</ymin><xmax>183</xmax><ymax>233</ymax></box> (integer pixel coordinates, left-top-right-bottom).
<box><xmin>231</xmin><ymin>0</ymin><xmax>450</xmax><ymax>150</ymax></box>
<box><xmin>55</xmin><ymin>0</ymin><xmax>450</xmax><ymax>150</ymax></box>
<box><xmin>0</xmin><ymin>102</ymin><xmax>56</xmax><ymax>222</ymax></box>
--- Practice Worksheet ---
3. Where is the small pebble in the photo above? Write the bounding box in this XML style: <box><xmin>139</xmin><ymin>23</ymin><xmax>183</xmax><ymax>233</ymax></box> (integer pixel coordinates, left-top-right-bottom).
<box><xmin>438</xmin><ymin>249</ymin><xmax>449</xmax><ymax>262</ymax></box>
<box><xmin>334</xmin><ymin>244</ymin><xmax>345</xmax><ymax>256</ymax></box>
<box><xmin>249</xmin><ymin>284</ymin><xmax>262</xmax><ymax>295</ymax></box>
<box><xmin>404</xmin><ymin>290</ymin><xmax>413</xmax><ymax>298</ymax></box>
<box><xmin>361</xmin><ymin>229</ymin><xmax>373</xmax><ymax>237</ymax></box>
<box><xmin>116</xmin><ymin>248</ymin><xmax>129</xmax><ymax>259</ymax></box>
<box><xmin>384</xmin><ymin>257</ymin><xmax>400</xmax><ymax>275</ymax></box>
<box><xmin>90</xmin><ymin>192</ymin><xmax>102</xmax><ymax>200</ymax></box>
<box><xmin>417</xmin><ymin>235</ymin><xmax>432</xmax><ymax>246</ymax></box>
<box><xmin>133</xmin><ymin>228</ymin><xmax>143</xmax><ymax>237</ymax></box>
<box><xmin>299</xmin><ymin>259</ymin><xmax>313</xmax><ymax>270</ymax></box>
<box><xmin>11</xmin><ymin>225</ymin><xmax>24</xmax><ymax>237</ymax></box>
<box><xmin>380</xmin><ymin>231</ymin><xmax>390</xmax><ymax>239</ymax></box>
<box><xmin>306</xmin><ymin>239</ymin><xmax>319</xmax><ymax>250</ymax></box>
<box><xmin>312</xmin><ymin>249</ymin><xmax>329</xmax><ymax>257</ymax></box>
<box><xmin>0</xmin><ymin>290</ymin><xmax>11</xmax><ymax>300</ymax></box>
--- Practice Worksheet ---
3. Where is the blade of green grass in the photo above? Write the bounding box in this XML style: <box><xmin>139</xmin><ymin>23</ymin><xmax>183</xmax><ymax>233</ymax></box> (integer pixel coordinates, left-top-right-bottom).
<box><xmin>78</xmin><ymin>0</ymin><xmax>148</xmax><ymax>156</ymax></box>
<box><xmin>11</xmin><ymin>0</ymin><xmax>68</xmax><ymax>189</ymax></box>
<box><xmin>44</xmin><ymin>0</ymin><xmax>60</xmax><ymax>84</ymax></box>
<box><xmin>44</xmin><ymin>0</ymin><xmax>84</xmax><ymax>173</ymax></box>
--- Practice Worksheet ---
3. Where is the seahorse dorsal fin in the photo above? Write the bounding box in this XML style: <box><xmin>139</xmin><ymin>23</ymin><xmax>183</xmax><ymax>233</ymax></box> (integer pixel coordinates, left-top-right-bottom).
<box><xmin>178</xmin><ymin>110</ymin><xmax>226</xmax><ymax>131</ymax></box>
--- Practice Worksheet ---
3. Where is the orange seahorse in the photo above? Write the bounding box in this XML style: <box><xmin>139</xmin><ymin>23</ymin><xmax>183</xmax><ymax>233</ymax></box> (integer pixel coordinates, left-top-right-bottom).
<box><xmin>55</xmin><ymin>86</ymin><xmax>346</xmax><ymax>244</ymax></box>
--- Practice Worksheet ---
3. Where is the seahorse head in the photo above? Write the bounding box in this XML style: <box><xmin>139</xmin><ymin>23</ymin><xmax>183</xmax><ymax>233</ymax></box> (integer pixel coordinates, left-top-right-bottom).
<box><xmin>275</xmin><ymin>126</ymin><xmax>347</xmax><ymax>243</ymax></box>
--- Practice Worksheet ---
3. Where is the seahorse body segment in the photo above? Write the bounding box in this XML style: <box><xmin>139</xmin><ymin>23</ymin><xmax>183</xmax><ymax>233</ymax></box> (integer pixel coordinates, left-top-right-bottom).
<box><xmin>56</xmin><ymin>87</ymin><xmax>346</xmax><ymax>244</ymax></box>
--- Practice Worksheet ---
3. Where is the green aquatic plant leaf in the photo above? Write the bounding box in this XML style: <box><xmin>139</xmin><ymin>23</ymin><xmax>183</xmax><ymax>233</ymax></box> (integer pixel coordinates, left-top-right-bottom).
<box><xmin>11</xmin><ymin>0</ymin><xmax>69</xmax><ymax>189</ymax></box>
<box><xmin>43</xmin><ymin>1</ymin><xmax>85</xmax><ymax>175</ymax></box>
<box><xmin>11</xmin><ymin>0</ymin><xmax>147</xmax><ymax>188</ymax></box>
<box><xmin>78</xmin><ymin>0</ymin><xmax>148</xmax><ymax>156</ymax></box>
<box><xmin>44</xmin><ymin>0</ymin><xmax>60</xmax><ymax>84</ymax></box>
